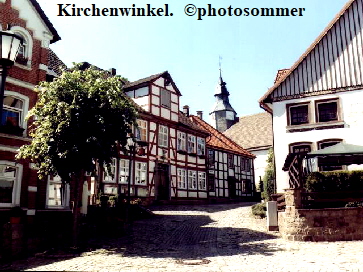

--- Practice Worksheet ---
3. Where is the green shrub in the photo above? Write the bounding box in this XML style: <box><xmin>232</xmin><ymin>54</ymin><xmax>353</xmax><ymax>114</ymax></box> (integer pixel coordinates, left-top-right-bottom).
<box><xmin>251</xmin><ymin>203</ymin><xmax>266</xmax><ymax>218</ymax></box>
<box><xmin>262</xmin><ymin>148</ymin><xmax>275</xmax><ymax>200</ymax></box>
<box><xmin>304</xmin><ymin>170</ymin><xmax>363</xmax><ymax>192</ymax></box>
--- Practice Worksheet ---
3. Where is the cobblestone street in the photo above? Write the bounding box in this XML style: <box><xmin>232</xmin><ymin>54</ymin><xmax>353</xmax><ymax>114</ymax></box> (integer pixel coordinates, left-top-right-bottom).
<box><xmin>2</xmin><ymin>202</ymin><xmax>363</xmax><ymax>271</ymax></box>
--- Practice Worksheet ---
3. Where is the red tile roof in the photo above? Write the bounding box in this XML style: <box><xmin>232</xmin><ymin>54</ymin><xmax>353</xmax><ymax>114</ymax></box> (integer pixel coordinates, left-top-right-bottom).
<box><xmin>189</xmin><ymin>116</ymin><xmax>255</xmax><ymax>158</ymax></box>
<box><xmin>274</xmin><ymin>69</ymin><xmax>290</xmax><ymax>84</ymax></box>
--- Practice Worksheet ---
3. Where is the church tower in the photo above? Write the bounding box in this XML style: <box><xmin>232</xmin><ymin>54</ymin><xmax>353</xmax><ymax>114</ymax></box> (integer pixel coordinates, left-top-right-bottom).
<box><xmin>209</xmin><ymin>70</ymin><xmax>237</xmax><ymax>132</ymax></box>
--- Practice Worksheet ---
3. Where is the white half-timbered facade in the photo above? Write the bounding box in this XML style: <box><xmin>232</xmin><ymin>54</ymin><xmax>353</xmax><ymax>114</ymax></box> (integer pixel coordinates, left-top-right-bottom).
<box><xmin>101</xmin><ymin>72</ymin><xmax>210</xmax><ymax>202</ymax></box>
<box><xmin>259</xmin><ymin>0</ymin><xmax>363</xmax><ymax>192</ymax></box>
<box><xmin>190</xmin><ymin>115</ymin><xmax>256</xmax><ymax>200</ymax></box>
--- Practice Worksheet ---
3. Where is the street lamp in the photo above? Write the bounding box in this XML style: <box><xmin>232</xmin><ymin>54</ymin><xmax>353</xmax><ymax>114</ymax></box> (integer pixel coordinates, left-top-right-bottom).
<box><xmin>125</xmin><ymin>136</ymin><xmax>136</xmax><ymax>223</ymax></box>
<box><xmin>0</xmin><ymin>30</ymin><xmax>23</xmax><ymax>126</ymax></box>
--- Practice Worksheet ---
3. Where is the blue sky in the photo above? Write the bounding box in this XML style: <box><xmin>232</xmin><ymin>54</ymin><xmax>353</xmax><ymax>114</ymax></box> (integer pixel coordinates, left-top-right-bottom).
<box><xmin>37</xmin><ymin>0</ymin><xmax>349</xmax><ymax>119</ymax></box>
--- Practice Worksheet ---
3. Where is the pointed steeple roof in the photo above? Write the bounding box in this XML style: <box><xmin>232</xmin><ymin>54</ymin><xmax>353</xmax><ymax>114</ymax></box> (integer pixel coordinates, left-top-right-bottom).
<box><xmin>215</xmin><ymin>69</ymin><xmax>230</xmax><ymax>96</ymax></box>
<box><xmin>210</xmin><ymin>70</ymin><xmax>236</xmax><ymax>114</ymax></box>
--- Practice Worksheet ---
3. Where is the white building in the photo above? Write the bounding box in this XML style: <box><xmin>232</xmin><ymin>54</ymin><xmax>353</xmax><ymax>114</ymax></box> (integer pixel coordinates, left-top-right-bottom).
<box><xmin>259</xmin><ymin>0</ymin><xmax>363</xmax><ymax>192</ymax></box>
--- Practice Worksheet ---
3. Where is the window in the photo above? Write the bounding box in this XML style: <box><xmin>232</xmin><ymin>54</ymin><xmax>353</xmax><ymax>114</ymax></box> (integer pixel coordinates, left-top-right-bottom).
<box><xmin>11</xmin><ymin>27</ymin><xmax>33</xmax><ymax>67</ymax></box>
<box><xmin>289</xmin><ymin>143</ymin><xmax>312</xmax><ymax>154</ymax></box>
<box><xmin>208</xmin><ymin>150</ymin><xmax>215</xmax><ymax>168</ymax></box>
<box><xmin>198</xmin><ymin>172</ymin><xmax>206</xmax><ymax>190</ymax></box>
<box><xmin>316</xmin><ymin>100</ymin><xmax>338</xmax><ymax>123</ymax></box>
<box><xmin>208</xmin><ymin>174</ymin><xmax>215</xmax><ymax>191</ymax></box>
<box><xmin>103</xmin><ymin>159</ymin><xmax>117</xmax><ymax>183</ymax></box>
<box><xmin>188</xmin><ymin>170</ymin><xmax>197</xmax><ymax>190</ymax></box>
<box><xmin>2</xmin><ymin>96</ymin><xmax>23</xmax><ymax>127</ymax></box>
<box><xmin>158</xmin><ymin>125</ymin><xmax>168</xmax><ymax>147</ymax></box>
<box><xmin>47</xmin><ymin>175</ymin><xmax>70</xmax><ymax>208</ymax></box>
<box><xmin>288</xmin><ymin>104</ymin><xmax>309</xmax><ymax>125</ymax></box>
<box><xmin>134</xmin><ymin>87</ymin><xmax>148</xmax><ymax>98</ymax></box>
<box><xmin>18</xmin><ymin>38</ymin><xmax>26</xmax><ymax>57</ymax></box>
<box><xmin>242</xmin><ymin>179</ymin><xmax>252</xmax><ymax>193</ymax></box>
<box><xmin>177</xmin><ymin>132</ymin><xmax>186</xmax><ymax>151</ymax></box>
<box><xmin>318</xmin><ymin>139</ymin><xmax>343</xmax><ymax>171</ymax></box>
<box><xmin>119</xmin><ymin>159</ymin><xmax>129</xmax><ymax>184</ymax></box>
<box><xmin>160</xmin><ymin>89</ymin><xmax>171</xmax><ymax>108</ymax></box>
<box><xmin>0</xmin><ymin>162</ymin><xmax>22</xmax><ymax>207</ymax></box>
<box><xmin>135</xmin><ymin>120</ymin><xmax>147</xmax><ymax>142</ymax></box>
<box><xmin>187</xmin><ymin>135</ymin><xmax>196</xmax><ymax>153</ymax></box>
<box><xmin>177</xmin><ymin>169</ymin><xmax>187</xmax><ymax>189</ymax></box>
<box><xmin>240</xmin><ymin>158</ymin><xmax>251</xmax><ymax>172</ymax></box>
<box><xmin>135</xmin><ymin>162</ymin><xmax>147</xmax><ymax>185</ymax></box>
<box><xmin>241</xmin><ymin>158</ymin><xmax>246</xmax><ymax>171</ymax></box>
<box><xmin>228</xmin><ymin>154</ymin><xmax>234</xmax><ymax>168</ymax></box>
<box><xmin>197</xmin><ymin>138</ymin><xmax>205</xmax><ymax>156</ymax></box>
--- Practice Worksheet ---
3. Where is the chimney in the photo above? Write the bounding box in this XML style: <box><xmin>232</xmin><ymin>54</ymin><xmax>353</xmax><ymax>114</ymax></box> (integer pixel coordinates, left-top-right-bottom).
<box><xmin>183</xmin><ymin>105</ymin><xmax>190</xmax><ymax>117</ymax></box>
<box><xmin>196</xmin><ymin>111</ymin><xmax>203</xmax><ymax>120</ymax></box>
<box><xmin>109</xmin><ymin>68</ymin><xmax>117</xmax><ymax>76</ymax></box>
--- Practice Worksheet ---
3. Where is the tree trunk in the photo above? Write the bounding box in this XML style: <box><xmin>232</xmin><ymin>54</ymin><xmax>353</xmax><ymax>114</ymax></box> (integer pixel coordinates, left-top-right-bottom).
<box><xmin>72</xmin><ymin>170</ymin><xmax>84</xmax><ymax>247</ymax></box>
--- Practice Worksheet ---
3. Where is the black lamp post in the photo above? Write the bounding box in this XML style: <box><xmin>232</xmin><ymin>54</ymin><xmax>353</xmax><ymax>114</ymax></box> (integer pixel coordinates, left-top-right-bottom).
<box><xmin>126</xmin><ymin>136</ymin><xmax>135</xmax><ymax>223</ymax></box>
<box><xmin>0</xmin><ymin>30</ymin><xmax>23</xmax><ymax>126</ymax></box>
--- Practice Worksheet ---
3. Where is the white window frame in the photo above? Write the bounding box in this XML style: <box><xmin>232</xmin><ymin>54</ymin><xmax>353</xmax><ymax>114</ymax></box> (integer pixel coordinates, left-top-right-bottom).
<box><xmin>135</xmin><ymin>162</ymin><xmax>147</xmax><ymax>185</ymax></box>
<box><xmin>0</xmin><ymin>161</ymin><xmax>22</xmax><ymax>208</ymax></box>
<box><xmin>188</xmin><ymin>170</ymin><xmax>197</xmax><ymax>190</ymax></box>
<box><xmin>197</xmin><ymin>137</ymin><xmax>205</xmax><ymax>156</ymax></box>
<box><xmin>3</xmin><ymin>91</ymin><xmax>29</xmax><ymax>134</ymax></box>
<box><xmin>177</xmin><ymin>131</ymin><xmax>186</xmax><ymax>151</ymax></box>
<box><xmin>177</xmin><ymin>168</ymin><xmax>187</xmax><ymax>189</ymax></box>
<box><xmin>187</xmin><ymin>135</ymin><xmax>196</xmax><ymax>153</ymax></box>
<box><xmin>46</xmin><ymin>175</ymin><xmax>70</xmax><ymax>209</ymax></box>
<box><xmin>11</xmin><ymin>26</ymin><xmax>33</xmax><ymax>68</ymax></box>
<box><xmin>198</xmin><ymin>172</ymin><xmax>206</xmax><ymax>190</ymax></box>
<box><xmin>135</xmin><ymin>119</ymin><xmax>148</xmax><ymax>142</ymax></box>
<box><xmin>119</xmin><ymin>159</ymin><xmax>130</xmax><ymax>184</ymax></box>
<box><xmin>160</xmin><ymin>88</ymin><xmax>171</xmax><ymax>108</ymax></box>
<box><xmin>158</xmin><ymin>125</ymin><xmax>168</xmax><ymax>147</ymax></box>
<box><xmin>103</xmin><ymin>158</ymin><xmax>117</xmax><ymax>183</ymax></box>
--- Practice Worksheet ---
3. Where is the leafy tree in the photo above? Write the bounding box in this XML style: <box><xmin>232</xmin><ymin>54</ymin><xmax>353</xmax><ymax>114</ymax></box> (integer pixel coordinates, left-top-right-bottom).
<box><xmin>16</xmin><ymin>64</ymin><xmax>138</xmax><ymax>245</ymax></box>
<box><xmin>262</xmin><ymin>148</ymin><xmax>276</xmax><ymax>200</ymax></box>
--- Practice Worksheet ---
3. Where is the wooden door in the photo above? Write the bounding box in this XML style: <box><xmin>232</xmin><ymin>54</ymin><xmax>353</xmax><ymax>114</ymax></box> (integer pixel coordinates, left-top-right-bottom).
<box><xmin>155</xmin><ymin>163</ymin><xmax>170</xmax><ymax>200</ymax></box>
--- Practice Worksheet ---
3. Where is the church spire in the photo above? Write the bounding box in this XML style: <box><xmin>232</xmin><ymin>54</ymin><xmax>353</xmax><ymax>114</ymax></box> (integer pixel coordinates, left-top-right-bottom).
<box><xmin>209</xmin><ymin>60</ymin><xmax>237</xmax><ymax>132</ymax></box>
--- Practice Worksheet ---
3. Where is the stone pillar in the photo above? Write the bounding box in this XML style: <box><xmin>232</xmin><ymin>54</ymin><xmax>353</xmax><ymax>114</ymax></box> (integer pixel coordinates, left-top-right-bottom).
<box><xmin>284</xmin><ymin>189</ymin><xmax>302</xmax><ymax>209</ymax></box>
<box><xmin>267</xmin><ymin>201</ymin><xmax>278</xmax><ymax>231</ymax></box>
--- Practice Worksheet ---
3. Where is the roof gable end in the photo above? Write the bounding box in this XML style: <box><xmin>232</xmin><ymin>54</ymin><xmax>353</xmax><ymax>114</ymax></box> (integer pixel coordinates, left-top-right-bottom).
<box><xmin>260</xmin><ymin>0</ymin><xmax>362</xmax><ymax>105</ymax></box>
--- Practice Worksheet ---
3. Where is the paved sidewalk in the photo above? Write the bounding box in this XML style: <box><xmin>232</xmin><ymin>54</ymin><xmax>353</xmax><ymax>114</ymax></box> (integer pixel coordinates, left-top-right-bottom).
<box><xmin>1</xmin><ymin>202</ymin><xmax>363</xmax><ymax>271</ymax></box>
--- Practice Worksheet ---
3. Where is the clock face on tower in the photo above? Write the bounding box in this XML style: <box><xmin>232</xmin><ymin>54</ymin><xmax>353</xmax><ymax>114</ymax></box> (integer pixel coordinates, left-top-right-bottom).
<box><xmin>226</xmin><ymin>111</ymin><xmax>235</xmax><ymax>120</ymax></box>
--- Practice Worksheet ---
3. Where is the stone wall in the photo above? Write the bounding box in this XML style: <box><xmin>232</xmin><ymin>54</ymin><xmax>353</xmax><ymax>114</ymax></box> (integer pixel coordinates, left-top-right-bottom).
<box><xmin>278</xmin><ymin>189</ymin><xmax>363</xmax><ymax>241</ymax></box>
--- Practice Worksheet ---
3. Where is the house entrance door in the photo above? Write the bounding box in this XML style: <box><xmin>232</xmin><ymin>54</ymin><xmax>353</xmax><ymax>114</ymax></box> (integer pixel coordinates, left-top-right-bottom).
<box><xmin>155</xmin><ymin>163</ymin><xmax>170</xmax><ymax>200</ymax></box>
<box><xmin>228</xmin><ymin>176</ymin><xmax>237</xmax><ymax>198</ymax></box>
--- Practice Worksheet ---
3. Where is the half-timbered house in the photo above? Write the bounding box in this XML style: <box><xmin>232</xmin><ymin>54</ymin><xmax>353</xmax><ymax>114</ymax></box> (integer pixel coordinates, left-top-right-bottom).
<box><xmin>189</xmin><ymin>114</ymin><xmax>256</xmax><ymax>200</ymax></box>
<box><xmin>101</xmin><ymin>71</ymin><xmax>210</xmax><ymax>203</ymax></box>
<box><xmin>259</xmin><ymin>0</ymin><xmax>363</xmax><ymax>192</ymax></box>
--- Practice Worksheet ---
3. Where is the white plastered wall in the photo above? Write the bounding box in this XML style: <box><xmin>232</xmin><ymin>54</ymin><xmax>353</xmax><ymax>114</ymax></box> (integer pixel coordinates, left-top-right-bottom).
<box><xmin>273</xmin><ymin>89</ymin><xmax>363</xmax><ymax>192</ymax></box>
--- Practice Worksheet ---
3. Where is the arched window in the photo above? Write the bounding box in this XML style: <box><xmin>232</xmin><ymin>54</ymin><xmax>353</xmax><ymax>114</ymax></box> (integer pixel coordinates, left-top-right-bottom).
<box><xmin>10</xmin><ymin>26</ymin><xmax>33</xmax><ymax>67</ymax></box>
<box><xmin>317</xmin><ymin>139</ymin><xmax>343</xmax><ymax>171</ymax></box>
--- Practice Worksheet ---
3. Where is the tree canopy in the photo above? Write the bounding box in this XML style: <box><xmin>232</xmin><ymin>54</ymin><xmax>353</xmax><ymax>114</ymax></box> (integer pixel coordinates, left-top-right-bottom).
<box><xmin>17</xmin><ymin>64</ymin><xmax>138</xmax><ymax>181</ymax></box>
